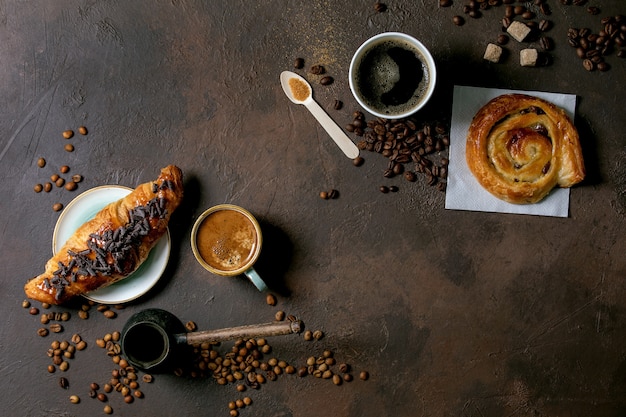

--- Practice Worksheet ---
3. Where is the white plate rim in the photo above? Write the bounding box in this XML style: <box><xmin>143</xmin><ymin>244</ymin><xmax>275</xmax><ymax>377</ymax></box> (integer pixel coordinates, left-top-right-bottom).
<box><xmin>52</xmin><ymin>185</ymin><xmax>171</xmax><ymax>304</ymax></box>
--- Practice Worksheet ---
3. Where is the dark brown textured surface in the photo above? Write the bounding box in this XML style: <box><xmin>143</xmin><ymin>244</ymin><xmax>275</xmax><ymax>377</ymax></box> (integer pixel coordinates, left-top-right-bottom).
<box><xmin>1</xmin><ymin>1</ymin><xmax>625</xmax><ymax>416</ymax></box>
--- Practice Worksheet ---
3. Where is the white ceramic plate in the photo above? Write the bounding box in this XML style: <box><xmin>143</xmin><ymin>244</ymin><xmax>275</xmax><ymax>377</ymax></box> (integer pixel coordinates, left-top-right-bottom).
<box><xmin>52</xmin><ymin>185</ymin><xmax>171</xmax><ymax>304</ymax></box>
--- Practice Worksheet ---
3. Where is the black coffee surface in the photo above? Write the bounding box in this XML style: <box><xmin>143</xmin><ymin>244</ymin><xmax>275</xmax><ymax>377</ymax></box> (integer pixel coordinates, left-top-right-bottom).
<box><xmin>355</xmin><ymin>39</ymin><xmax>428</xmax><ymax>116</ymax></box>
<box><xmin>381</xmin><ymin>46</ymin><xmax>423</xmax><ymax>106</ymax></box>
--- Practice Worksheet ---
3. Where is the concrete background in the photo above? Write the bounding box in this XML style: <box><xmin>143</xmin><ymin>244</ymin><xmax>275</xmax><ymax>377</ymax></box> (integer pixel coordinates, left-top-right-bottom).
<box><xmin>1</xmin><ymin>1</ymin><xmax>625</xmax><ymax>416</ymax></box>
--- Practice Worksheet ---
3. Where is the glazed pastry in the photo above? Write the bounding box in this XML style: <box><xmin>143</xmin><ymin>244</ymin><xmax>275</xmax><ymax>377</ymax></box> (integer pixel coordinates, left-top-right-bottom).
<box><xmin>24</xmin><ymin>165</ymin><xmax>184</xmax><ymax>305</ymax></box>
<box><xmin>466</xmin><ymin>94</ymin><xmax>585</xmax><ymax>204</ymax></box>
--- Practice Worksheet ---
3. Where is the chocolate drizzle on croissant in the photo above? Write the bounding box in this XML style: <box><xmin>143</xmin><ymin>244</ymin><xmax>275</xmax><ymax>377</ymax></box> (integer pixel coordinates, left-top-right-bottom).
<box><xmin>25</xmin><ymin>165</ymin><xmax>184</xmax><ymax>305</ymax></box>
<box><xmin>466</xmin><ymin>94</ymin><xmax>585</xmax><ymax>204</ymax></box>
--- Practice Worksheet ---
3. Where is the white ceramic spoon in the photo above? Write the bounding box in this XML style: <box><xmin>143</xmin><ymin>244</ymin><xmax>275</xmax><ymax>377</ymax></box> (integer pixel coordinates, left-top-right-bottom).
<box><xmin>280</xmin><ymin>71</ymin><xmax>360</xmax><ymax>159</ymax></box>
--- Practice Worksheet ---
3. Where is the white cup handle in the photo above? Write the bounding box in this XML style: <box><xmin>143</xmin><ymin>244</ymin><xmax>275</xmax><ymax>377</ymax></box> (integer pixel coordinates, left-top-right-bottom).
<box><xmin>244</xmin><ymin>267</ymin><xmax>268</xmax><ymax>292</ymax></box>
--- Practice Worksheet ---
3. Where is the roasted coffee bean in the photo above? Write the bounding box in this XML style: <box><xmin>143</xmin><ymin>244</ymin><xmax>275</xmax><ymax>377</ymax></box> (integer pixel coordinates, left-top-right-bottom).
<box><xmin>453</xmin><ymin>15</ymin><xmax>465</xmax><ymax>26</ymax></box>
<box><xmin>597</xmin><ymin>61</ymin><xmax>609</xmax><ymax>71</ymax></box>
<box><xmin>78</xmin><ymin>126</ymin><xmax>88</xmax><ymax>135</ymax></box>
<box><xmin>540</xmin><ymin>37</ymin><xmax>554</xmax><ymax>50</ymax></box>
<box><xmin>439</xmin><ymin>0</ymin><xmax>452</xmax><ymax>7</ymax></box>
<box><xmin>55</xmin><ymin>177</ymin><xmax>65</xmax><ymax>187</ymax></box>
<box><xmin>63</xmin><ymin>130</ymin><xmax>74</xmax><ymax>139</ymax></box>
<box><xmin>319</xmin><ymin>191</ymin><xmax>329</xmax><ymax>200</ymax></box>
<box><xmin>352</xmin><ymin>156</ymin><xmax>364</xmax><ymax>167</ymax></box>
<box><xmin>379</xmin><ymin>185</ymin><xmax>390</xmax><ymax>194</ymax></box>
<box><xmin>539</xmin><ymin>20</ymin><xmax>551</xmax><ymax>32</ymax></box>
<box><xmin>374</xmin><ymin>2</ymin><xmax>387</xmax><ymax>13</ymax></box>
<box><xmin>38</xmin><ymin>328</ymin><xmax>49</xmax><ymax>337</ymax></box>
<box><xmin>266</xmin><ymin>293</ymin><xmax>277</xmax><ymax>306</ymax></box>
<box><xmin>59</xmin><ymin>377</ymin><xmax>69</xmax><ymax>389</ymax></box>
<box><xmin>44</xmin><ymin>182</ymin><xmax>53</xmax><ymax>192</ymax></box>
<box><xmin>60</xmin><ymin>165</ymin><xmax>70</xmax><ymax>173</ymax></box>
<box><xmin>310</xmin><ymin>65</ymin><xmax>325</xmax><ymax>75</ymax></box>
<box><xmin>294</xmin><ymin>57</ymin><xmax>304</xmax><ymax>69</ymax></box>
<box><xmin>103</xmin><ymin>405</ymin><xmax>113</xmax><ymax>414</ymax></box>
<box><xmin>320</xmin><ymin>76</ymin><xmax>333</xmax><ymax>85</ymax></box>
<box><xmin>69</xmin><ymin>395</ymin><xmax>80</xmax><ymax>404</ymax></box>
<box><xmin>587</xmin><ymin>6</ymin><xmax>600</xmax><ymax>15</ymax></box>
<box><xmin>65</xmin><ymin>181</ymin><xmax>77</xmax><ymax>191</ymax></box>
<box><xmin>29</xmin><ymin>306</ymin><xmax>39</xmax><ymax>315</ymax></box>
<box><xmin>313</xmin><ymin>330</ymin><xmax>324</xmax><ymax>340</ymax></box>
<box><xmin>34</xmin><ymin>183</ymin><xmax>43</xmax><ymax>193</ymax></box>
<box><xmin>359</xmin><ymin>371</ymin><xmax>370</xmax><ymax>381</ymax></box>
<box><xmin>583</xmin><ymin>59</ymin><xmax>595</xmax><ymax>71</ymax></box>
<box><xmin>185</xmin><ymin>321</ymin><xmax>197</xmax><ymax>331</ymax></box>
<box><xmin>522</xmin><ymin>11</ymin><xmax>535</xmax><ymax>20</ymax></box>
<box><xmin>389</xmin><ymin>185</ymin><xmax>399</xmax><ymax>193</ymax></box>
<box><xmin>328</xmin><ymin>189</ymin><xmax>339</xmax><ymax>199</ymax></box>
<box><xmin>497</xmin><ymin>34</ymin><xmax>509</xmax><ymax>45</ymax></box>
<box><xmin>37</xmin><ymin>157</ymin><xmax>46</xmax><ymax>168</ymax></box>
<box><xmin>333</xmin><ymin>99</ymin><xmax>343</xmax><ymax>110</ymax></box>
<box><xmin>71</xmin><ymin>174</ymin><xmax>83</xmax><ymax>183</ymax></box>
<box><xmin>64</xmin><ymin>144</ymin><xmax>74</xmax><ymax>152</ymax></box>
<box><xmin>103</xmin><ymin>310</ymin><xmax>116</xmax><ymax>319</ymax></box>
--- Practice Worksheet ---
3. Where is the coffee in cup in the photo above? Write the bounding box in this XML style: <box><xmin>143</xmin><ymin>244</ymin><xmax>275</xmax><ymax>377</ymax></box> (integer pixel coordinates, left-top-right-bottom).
<box><xmin>191</xmin><ymin>204</ymin><xmax>267</xmax><ymax>291</ymax></box>
<box><xmin>349</xmin><ymin>32</ymin><xmax>437</xmax><ymax>119</ymax></box>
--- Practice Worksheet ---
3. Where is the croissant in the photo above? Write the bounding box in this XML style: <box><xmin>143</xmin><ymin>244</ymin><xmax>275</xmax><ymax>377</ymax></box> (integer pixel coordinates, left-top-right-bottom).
<box><xmin>24</xmin><ymin>165</ymin><xmax>184</xmax><ymax>305</ymax></box>
<box><xmin>466</xmin><ymin>94</ymin><xmax>585</xmax><ymax>204</ymax></box>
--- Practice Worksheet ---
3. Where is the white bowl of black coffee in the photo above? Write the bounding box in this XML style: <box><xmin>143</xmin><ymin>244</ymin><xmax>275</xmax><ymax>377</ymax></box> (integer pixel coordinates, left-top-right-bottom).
<box><xmin>349</xmin><ymin>32</ymin><xmax>436</xmax><ymax>119</ymax></box>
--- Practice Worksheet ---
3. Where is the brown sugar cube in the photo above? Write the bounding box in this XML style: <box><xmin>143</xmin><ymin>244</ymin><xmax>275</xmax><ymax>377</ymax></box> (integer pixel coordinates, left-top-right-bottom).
<box><xmin>507</xmin><ymin>21</ymin><xmax>532</xmax><ymax>42</ymax></box>
<box><xmin>520</xmin><ymin>48</ymin><xmax>539</xmax><ymax>67</ymax></box>
<box><xmin>483</xmin><ymin>43</ymin><xmax>503</xmax><ymax>63</ymax></box>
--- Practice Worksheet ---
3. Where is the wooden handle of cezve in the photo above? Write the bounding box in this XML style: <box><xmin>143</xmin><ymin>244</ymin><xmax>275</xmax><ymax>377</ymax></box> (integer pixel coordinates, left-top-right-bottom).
<box><xmin>181</xmin><ymin>320</ymin><xmax>303</xmax><ymax>346</ymax></box>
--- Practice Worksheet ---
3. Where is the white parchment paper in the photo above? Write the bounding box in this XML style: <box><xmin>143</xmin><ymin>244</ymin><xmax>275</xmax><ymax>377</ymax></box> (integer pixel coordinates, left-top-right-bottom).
<box><xmin>444</xmin><ymin>85</ymin><xmax>577</xmax><ymax>218</ymax></box>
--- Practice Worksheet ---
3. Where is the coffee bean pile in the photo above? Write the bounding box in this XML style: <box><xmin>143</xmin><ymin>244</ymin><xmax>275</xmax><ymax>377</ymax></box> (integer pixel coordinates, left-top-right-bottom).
<box><xmin>440</xmin><ymin>0</ymin><xmax>625</xmax><ymax>71</ymax></box>
<box><xmin>566</xmin><ymin>14</ymin><xmax>626</xmax><ymax>72</ymax></box>
<box><xmin>346</xmin><ymin>111</ymin><xmax>450</xmax><ymax>192</ymax></box>
<box><xmin>89</xmin><ymin>331</ymin><xmax>148</xmax><ymax>413</ymax></box>
<box><xmin>34</xmin><ymin>126</ymin><xmax>88</xmax><ymax>212</ymax></box>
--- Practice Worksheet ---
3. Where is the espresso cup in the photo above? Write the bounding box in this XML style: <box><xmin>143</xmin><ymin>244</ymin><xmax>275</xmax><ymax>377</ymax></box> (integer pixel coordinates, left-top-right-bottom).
<box><xmin>191</xmin><ymin>204</ymin><xmax>267</xmax><ymax>291</ymax></box>
<box><xmin>349</xmin><ymin>32</ymin><xmax>437</xmax><ymax>119</ymax></box>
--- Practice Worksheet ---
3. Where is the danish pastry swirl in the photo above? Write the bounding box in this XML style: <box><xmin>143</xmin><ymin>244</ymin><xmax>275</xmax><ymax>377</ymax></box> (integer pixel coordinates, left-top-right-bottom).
<box><xmin>466</xmin><ymin>94</ymin><xmax>585</xmax><ymax>204</ymax></box>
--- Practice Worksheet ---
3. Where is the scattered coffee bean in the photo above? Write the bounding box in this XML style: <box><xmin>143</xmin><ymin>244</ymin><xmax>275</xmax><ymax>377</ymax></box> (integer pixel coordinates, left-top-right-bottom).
<box><xmin>587</xmin><ymin>6</ymin><xmax>600</xmax><ymax>15</ymax></box>
<box><xmin>319</xmin><ymin>191</ymin><xmax>329</xmax><ymax>200</ymax></box>
<box><xmin>37</xmin><ymin>328</ymin><xmax>49</xmax><ymax>337</ymax></box>
<box><xmin>265</xmin><ymin>294</ymin><xmax>276</xmax><ymax>306</ymax></box>
<box><xmin>44</xmin><ymin>182</ymin><xmax>52</xmax><ymax>192</ymax></box>
<box><xmin>51</xmin><ymin>174</ymin><xmax>59</xmax><ymax>182</ymax></box>
<box><xmin>320</xmin><ymin>76</ymin><xmax>333</xmax><ymax>85</ymax></box>
<box><xmin>583</xmin><ymin>58</ymin><xmax>595</xmax><ymax>71</ymax></box>
<box><xmin>103</xmin><ymin>310</ymin><xmax>117</xmax><ymax>319</ymax></box>
<box><xmin>142</xmin><ymin>374</ymin><xmax>154</xmax><ymax>383</ymax></box>
<box><xmin>69</xmin><ymin>395</ymin><xmax>80</xmax><ymax>404</ymax></box>
<box><xmin>333</xmin><ymin>99</ymin><xmax>343</xmax><ymax>110</ymax></box>
<box><xmin>275</xmin><ymin>310</ymin><xmax>285</xmax><ymax>321</ymax></box>
<box><xmin>78</xmin><ymin>126</ymin><xmax>88</xmax><ymax>135</ymax></box>
<box><xmin>453</xmin><ymin>15</ymin><xmax>465</xmax><ymax>26</ymax></box>
<box><xmin>496</xmin><ymin>34</ymin><xmax>509</xmax><ymax>45</ymax></box>
<box><xmin>59</xmin><ymin>377</ymin><xmax>69</xmax><ymax>389</ymax></box>
<box><xmin>439</xmin><ymin>0</ymin><xmax>452</xmax><ymax>7</ymax></box>
<box><xmin>52</xmin><ymin>203</ymin><xmax>63</xmax><ymax>212</ymax></box>
<box><xmin>379</xmin><ymin>185</ymin><xmax>390</xmax><ymax>193</ymax></box>
<box><xmin>328</xmin><ymin>189</ymin><xmax>339</xmax><ymax>199</ymax></box>
<box><xmin>374</xmin><ymin>2</ymin><xmax>387</xmax><ymax>13</ymax></box>
<box><xmin>63</xmin><ymin>130</ymin><xmax>74</xmax><ymax>139</ymax></box>
<box><xmin>65</xmin><ymin>181</ymin><xmax>77</xmax><ymax>191</ymax></box>
<box><xmin>310</xmin><ymin>65</ymin><xmax>325</xmax><ymax>75</ymax></box>
<box><xmin>359</xmin><ymin>371</ymin><xmax>370</xmax><ymax>380</ymax></box>
<box><xmin>352</xmin><ymin>156</ymin><xmax>364</xmax><ymax>167</ymax></box>
<box><xmin>313</xmin><ymin>330</ymin><xmax>324</xmax><ymax>340</ymax></box>
<box><xmin>294</xmin><ymin>58</ymin><xmax>304</xmax><ymax>69</ymax></box>
<box><xmin>71</xmin><ymin>174</ymin><xmax>83</xmax><ymax>183</ymax></box>
<box><xmin>37</xmin><ymin>157</ymin><xmax>46</xmax><ymax>168</ymax></box>
<box><xmin>64</xmin><ymin>143</ymin><xmax>74</xmax><ymax>152</ymax></box>
<box><xmin>60</xmin><ymin>165</ymin><xmax>70</xmax><ymax>173</ymax></box>
<box><xmin>185</xmin><ymin>321</ymin><xmax>197</xmax><ymax>331</ymax></box>
<box><xmin>389</xmin><ymin>185</ymin><xmax>399</xmax><ymax>193</ymax></box>
<box><xmin>55</xmin><ymin>177</ymin><xmax>65</xmax><ymax>187</ymax></box>
<box><xmin>29</xmin><ymin>306</ymin><xmax>39</xmax><ymax>315</ymax></box>
<box><xmin>103</xmin><ymin>405</ymin><xmax>113</xmax><ymax>414</ymax></box>
<box><xmin>34</xmin><ymin>184</ymin><xmax>43</xmax><ymax>193</ymax></box>
<box><xmin>50</xmin><ymin>323</ymin><xmax>63</xmax><ymax>333</ymax></box>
